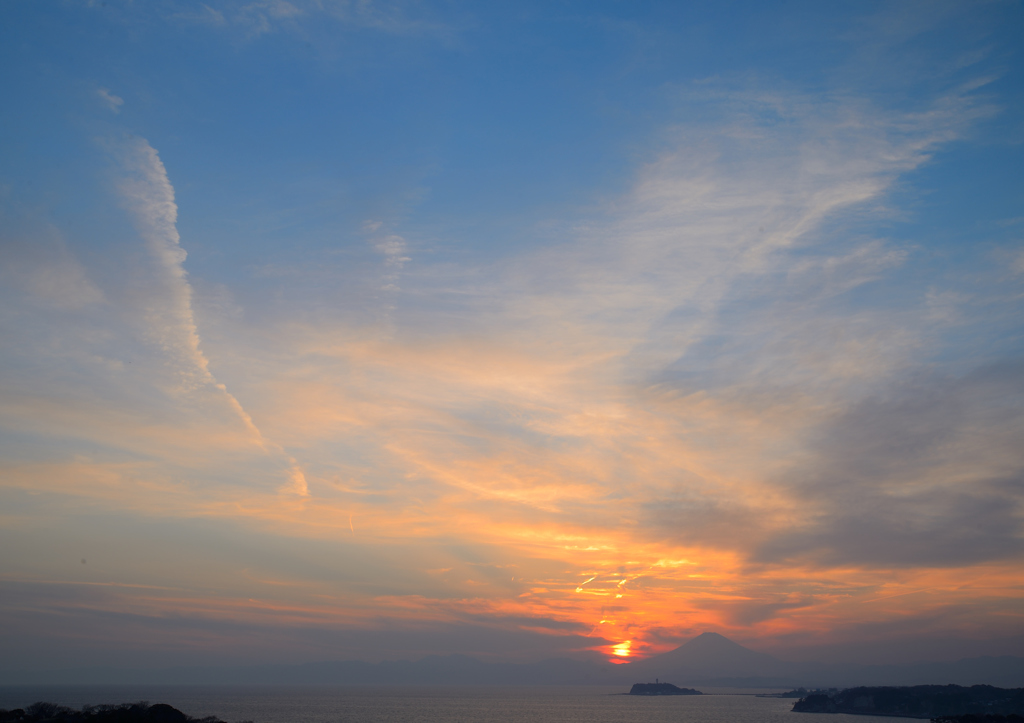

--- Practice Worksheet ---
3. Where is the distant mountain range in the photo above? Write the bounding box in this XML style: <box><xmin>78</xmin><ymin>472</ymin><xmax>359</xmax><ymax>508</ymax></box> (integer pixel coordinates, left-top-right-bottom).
<box><xmin>4</xmin><ymin>632</ymin><xmax>1022</xmax><ymax>688</ymax></box>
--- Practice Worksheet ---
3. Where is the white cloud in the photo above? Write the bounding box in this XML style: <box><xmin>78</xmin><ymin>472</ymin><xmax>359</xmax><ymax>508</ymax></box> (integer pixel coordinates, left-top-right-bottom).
<box><xmin>160</xmin><ymin>0</ymin><xmax>452</xmax><ymax>41</ymax></box>
<box><xmin>374</xmin><ymin>235</ymin><xmax>409</xmax><ymax>267</ymax></box>
<box><xmin>171</xmin><ymin>4</ymin><xmax>227</xmax><ymax>26</ymax></box>
<box><xmin>370</xmin><ymin>231</ymin><xmax>410</xmax><ymax>297</ymax></box>
<box><xmin>96</xmin><ymin>88</ymin><xmax>124</xmax><ymax>114</ymax></box>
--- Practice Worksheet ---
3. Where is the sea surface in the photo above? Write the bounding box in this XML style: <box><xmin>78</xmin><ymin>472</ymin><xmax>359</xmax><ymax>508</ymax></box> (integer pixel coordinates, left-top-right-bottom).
<box><xmin>0</xmin><ymin>685</ymin><xmax>921</xmax><ymax>723</ymax></box>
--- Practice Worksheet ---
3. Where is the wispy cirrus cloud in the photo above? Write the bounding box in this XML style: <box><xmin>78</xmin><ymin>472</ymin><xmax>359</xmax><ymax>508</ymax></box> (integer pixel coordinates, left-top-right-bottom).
<box><xmin>149</xmin><ymin>0</ymin><xmax>453</xmax><ymax>40</ymax></box>
<box><xmin>96</xmin><ymin>87</ymin><xmax>124</xmax><ymax>114</ymax></box>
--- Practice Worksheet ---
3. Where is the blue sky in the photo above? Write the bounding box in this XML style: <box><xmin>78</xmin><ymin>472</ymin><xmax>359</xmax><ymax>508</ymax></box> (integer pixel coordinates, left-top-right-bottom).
<box><xmin>1</xmin><ymin>0</ymin><xmax>1023</xmax><ymax>674</ymax></box>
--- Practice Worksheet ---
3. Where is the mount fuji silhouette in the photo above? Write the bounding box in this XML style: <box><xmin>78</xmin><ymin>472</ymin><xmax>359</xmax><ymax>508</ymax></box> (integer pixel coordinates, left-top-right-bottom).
<box><xmin>622</xmin><ymin>632</ymin><xmax>794</xmax><ymax>685</ymax></box>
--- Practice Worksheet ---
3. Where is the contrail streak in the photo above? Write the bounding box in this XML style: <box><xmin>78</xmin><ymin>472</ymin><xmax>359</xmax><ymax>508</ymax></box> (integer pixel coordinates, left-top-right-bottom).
<box><xmin>114</xmin><ymin>136</ymin><xmax>308</xmax><ymax>496</ymax></box>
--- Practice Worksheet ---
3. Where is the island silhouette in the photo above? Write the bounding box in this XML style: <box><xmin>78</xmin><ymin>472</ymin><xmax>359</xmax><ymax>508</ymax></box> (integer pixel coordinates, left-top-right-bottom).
<box><xmin>792</xmin><ymin>685</ymin><xmax>1024</xmax><ymax>719</ymax></box>
<box><xmin>628</xmin><ymin>680</ymin><xmax>702</xmax><ymax>695</ymax></box>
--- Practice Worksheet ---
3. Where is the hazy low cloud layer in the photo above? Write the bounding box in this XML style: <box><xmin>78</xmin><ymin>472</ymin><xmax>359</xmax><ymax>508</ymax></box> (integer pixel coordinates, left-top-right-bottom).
<box><xmin>754</xmin><ymin>362</ymin><xmax>1024</xmax><ymax>567</ymax></box>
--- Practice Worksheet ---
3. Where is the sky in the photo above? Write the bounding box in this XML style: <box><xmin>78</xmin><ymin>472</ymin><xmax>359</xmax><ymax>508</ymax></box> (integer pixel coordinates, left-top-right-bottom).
<box><xmin>1</xmin><ymin>0</ymin><xmax>1023</xmax><ymax>675</ymax></box>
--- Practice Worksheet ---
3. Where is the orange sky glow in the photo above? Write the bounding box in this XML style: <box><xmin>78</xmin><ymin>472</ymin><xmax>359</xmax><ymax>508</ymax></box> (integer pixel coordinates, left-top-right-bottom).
<box><xmin>2</xmin><ymin>0</ymin><xmax>1023</xmax><ymax>676</ymax></box>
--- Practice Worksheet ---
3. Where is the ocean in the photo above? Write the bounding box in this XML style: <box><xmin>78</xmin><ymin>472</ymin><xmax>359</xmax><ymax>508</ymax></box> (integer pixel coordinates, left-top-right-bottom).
<box><xmin>0</xmin><ymin>685</ymin><xmax>919</xmax><ymax>723</ymax></box>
